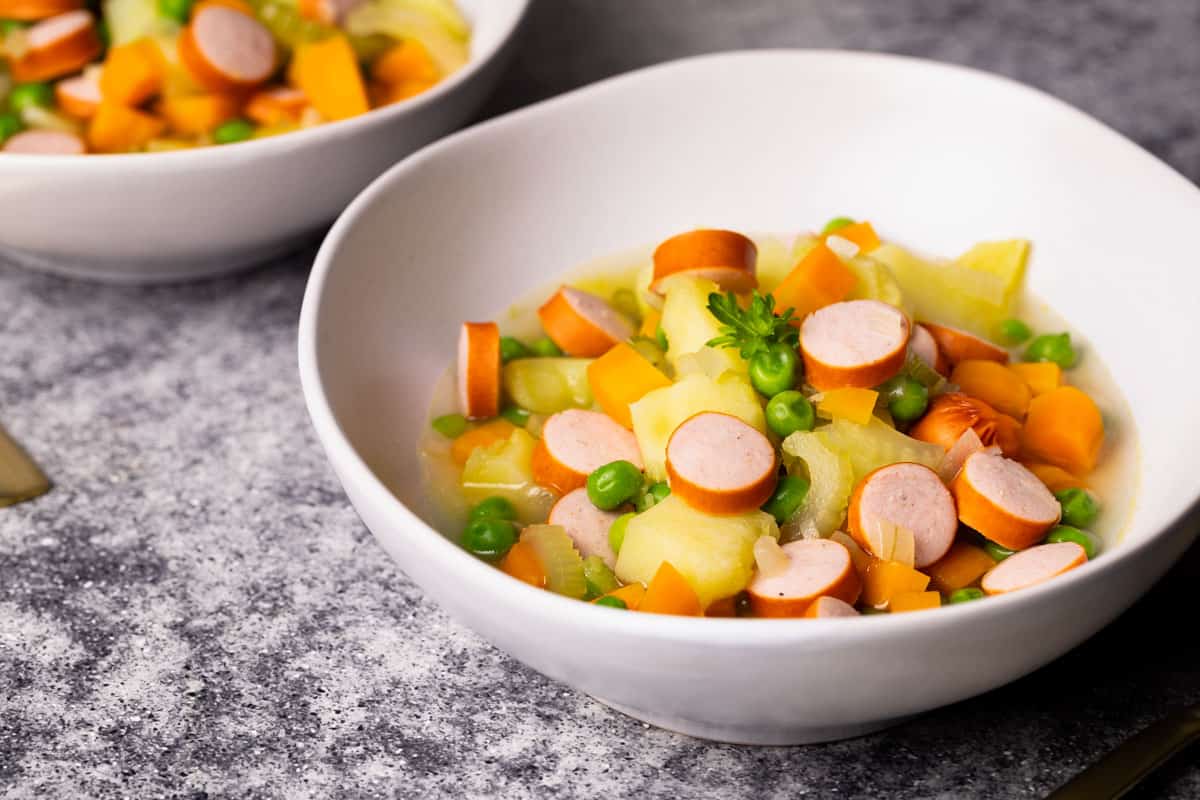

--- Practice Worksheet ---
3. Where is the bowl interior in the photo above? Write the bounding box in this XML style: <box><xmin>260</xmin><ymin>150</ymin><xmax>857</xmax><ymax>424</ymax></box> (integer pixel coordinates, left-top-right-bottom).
<box><xmin>309</xmin><ymin>50</ymin><xmax>1200</xmax><ymax>574</ymax></box>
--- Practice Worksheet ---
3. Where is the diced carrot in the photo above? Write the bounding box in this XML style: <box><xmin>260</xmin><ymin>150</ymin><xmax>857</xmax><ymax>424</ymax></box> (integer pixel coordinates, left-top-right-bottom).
<box><xmin>372</xmin><ymin>39</ymin><xmax>440</xmax><ymax>85</ymax></box>
<box><xmin>860</xmin><ymin>560</ymin><xmax>930</xmax><ymax>608</ymax></box>
<box><xmin>889</xmin><ymin>591</ymin><xmax>941</xmax><ymax>613</ymax></box>
<box><xmin>244</xmin><ymin>88</ymin><xmax>308</xmax><ymax>126</ymax></box>
<box><xmin>450</xmin><ymin>419</ymin><xmax>518</xmax><ymax>466</ymax></box>
<box><xmin>1023</xmin><ymin>462</ymin><xmax>1085</xmax><ymax>492</ymax></box>
<box><xmin>825</xmin><ymin>221</ymin><xmax>881</xmax><ymax>253</ymax></box>
<box><xmin>771</xmin><ymin>242</ymin><xmax>858</xmax><ymax>321</ymax></box>
<box><xmin>639</xmin><ymin>562</ymin><xmax>702</xmax><ymax>616</ymax></box>
<box><xmin>925</xmin><ymin>541</ymin><xmax>996</xmax><ymax>593</ymax></box>
<box><xmin>158</xmin><ymin>93</ymin><xmax>240</xmax><ymax>135</ymax></box>
<box><xmin>951</xmin><ymin>359</ymin><xmax>1032</xmax><ymax>420</ymax></box>
<box><xmin>594</xmin><ymin>583</ymin><xmax>645</xmax><ymax>610</ymax></box>
<box><xmin>499</xmin><ymin>541</ymin><xmax>546</xmax><ymax>588</ymax></box>
<box><xmin>1008</xmin><ymin>362</ymin><xmax>1062</xmax><ymax>396</ymax></box>
<box><xmin>1022</xmin><ymin>386</ymin><xmax>1104</xmax><ymax>475</ymax></box>
<box><xmin>288</xmin><ymin>34</ymin><xmax>369</xmax><ymax>121</ymax></box>
<box><xmin>87</xmin><ymin>101</ymin><xmax>165</xmax><ymax>153</ymax></box>
<box><xmin>587</xmin><ymin>342</ymin><xmax>672</xmax><ymax>429</ymax></box>
<box><xmin>704</xmin><ymin>595</ymin><xmax>737</xmax><ymax>617</ymax></box>
<box><xmin>100</xmin><ymin>39</ymin><xmax>165</xmax><ymax>107</ymax></box>
<box><xmin>816</xmin><ymin>388</ymin><xmax>878</xmax><ymax>425</ymax></box>
<box><xmin>638</xmin><ymin>308</ymin><xmax>661</xmax><ymax>339</ymax></box>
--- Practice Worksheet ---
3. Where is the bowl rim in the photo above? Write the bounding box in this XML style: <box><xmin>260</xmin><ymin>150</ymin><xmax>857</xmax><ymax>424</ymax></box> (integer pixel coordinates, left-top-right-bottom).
<box><xmin>299</xmin><ymin>48</ymin><xmax>1200</xmax><ymax>645</ymax></box>
<box><xmin>0</xmin><ymin>0</ymin><xmax>531</xmax><ymax>168</ymax></box>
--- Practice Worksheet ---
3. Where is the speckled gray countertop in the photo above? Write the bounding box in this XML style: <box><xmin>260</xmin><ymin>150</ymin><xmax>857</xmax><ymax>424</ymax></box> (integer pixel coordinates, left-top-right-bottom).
<box><xmin>3</xmin><ymin>2</ymin><xmax>1200</xmax><ymax>797</ymax></box>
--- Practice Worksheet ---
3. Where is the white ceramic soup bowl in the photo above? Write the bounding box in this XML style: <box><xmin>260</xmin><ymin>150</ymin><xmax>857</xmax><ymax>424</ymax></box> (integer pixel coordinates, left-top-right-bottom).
<box><xmin>299</xmin><ymin>50</ymin><xmax>1200</xmax><ymax>745</ymax></box>
<box><xmin>0</xmin><ymin>0</ymin><xmax>528</xmax><ymax>284</ymax></box>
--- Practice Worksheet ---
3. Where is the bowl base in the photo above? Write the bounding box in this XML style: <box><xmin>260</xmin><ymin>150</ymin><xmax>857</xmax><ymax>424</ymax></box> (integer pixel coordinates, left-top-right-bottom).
<box><xmin>591</xmin><ymin>695</ymin><xmax>911</xmax><ymax>745</ymax></box>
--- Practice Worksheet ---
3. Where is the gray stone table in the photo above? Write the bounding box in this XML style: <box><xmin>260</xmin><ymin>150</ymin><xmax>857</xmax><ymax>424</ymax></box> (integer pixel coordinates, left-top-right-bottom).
<box><xmin>4</xmin><ymin>1</ymin><xmax>1200</xmax><ymax>797</ymax></box>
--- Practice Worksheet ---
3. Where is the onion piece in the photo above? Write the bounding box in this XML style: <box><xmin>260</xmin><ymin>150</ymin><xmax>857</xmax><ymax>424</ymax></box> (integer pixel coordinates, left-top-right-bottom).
<box><xmin>825</xmin><ymin>235</ymin><xmax>860</xmax><ymax>260</ymax></box>
<box><xmin>938</xmin><ymin>426</ymin><xmax>984</xmax><ymax>483</ymax></box>
<box><xmin>753</xmin><ymin>535</ymin><xmax>791</xmax><ymax>578</ymax></box>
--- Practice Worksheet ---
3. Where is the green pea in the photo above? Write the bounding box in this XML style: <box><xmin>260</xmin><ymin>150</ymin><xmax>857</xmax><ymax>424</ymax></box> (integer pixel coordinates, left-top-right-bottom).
<box><xmin>499</xmin><ymin>406</ymin><xmax>530</xmax><ymax>428</ymax></box>
<box><xmin>1024</xmin><ymin>332</ymin><xmax>1077</xmax><ymax>369</ymax></box>
<box><xmin>587</xmin><ymin>460</ymin><xmax>643</xmax><ymax>510</ymax></box>
<box><xmin>749</xmin><ymin>343</ymin><xmax>798</xmax><ymax>397</ymax></box>
<box><xmin>610</xmin><ymin>288</ymin><xmax>640</xmax><ymax>319</ymax></box>
<box><xmin>0</xmin><ymin>111</ymin><xmax>22</xmax><ymax>144</ymax></box>
<box><xmin>947</xmin><ymin>587</ymin><xmax>985</xmax><ymax>604</ymax></box>
<box><xmin>0</xmin><ymin>19</ymin><xmax>28</xmax><ymax>35</ymax></box>
<box><xmin>431</xmin><ymin>413</ymin><xmax>468</xmax><ymax>438</ymax></box>
<box><xmin>765</xmin><ymin>390</ymin><xmax>815</xmax><ymax>438</ymax></box>
<box><xmin>582</xmin><ymin>555</ymin><xmax>619</xmax><ymax>599</ymax></box>
<box><xmin>1055</xmin><ymin>488</ymin><xmax>1100</xmax><ymax>529</ymax></box>
<box><xmin>8</xmin><ymin>82</ymin><xmax>53</xmax><ymax>115</ymax></box>
<box><xmin>95</xmin><ymin>18</ymin><xmax>109</xmax><ymax>48</ymax></box>
<box><xmin>499</xmin><ymin>336</ymin><xmax>530</xmax><ymax>363</ymax></box>
<box><xmin>530</xmin><ymin>337</ymin><xmax>563</xmax><ymax>357</ymax></box>
<box><xmin>469</xmin><ymin>496</ymin><xmax>517</xmax><ymax>523</ymax></box>
<box><xmin>997</xmin><ymin>319</ymin><xmax>1032</xmax><ymax>345</ymax></box>
<box><xmin>655</xmin><ymin>324</ymin><xmax>669</xmax><ymax>353</ymax></box>
<box><xmin>983</xmin><ymin>540</ymin><xmax>1016</xmax><ymax>562</ymax></box>
<box><xmin>461</xmin><ymin>518</ymin><xmax>516</xmax><ymax>562</ymax></box>
<box><xmin>761</xmin><ymin>475</ymin><xmax>810</xmax><ymax>525</ymax></box>
<box><xmin>635</xmin><ymin>482</ymin><xmax>670</xmax><ymax>513</ymax></box>
<box><xmin>608</xmin><ymin>512</ymin><xmax>634</xmax><ymax>555</ymax></box>
<box><xmin>821</xmin><ymin>216</ymin><xmax>855</xmax><ymax>234</ymax></box>
<box><xmin>594</xmin><ymin>595</ymin><xmax>627</xmax><ymax>609</ymax></box>
<box><xmin>879</xmin><ymin>375</ymin><xmax>929</xmax><ymax>423</ymax></box>
<box><xmin>1044</xmin><ymin>525</ymin><xmax>1100</xmax><ymax>560</ymax></box>
<box><xmin>157</xmin><ymin>0</ymin><xmax>193</xmax><ymax>23</ymax></box>
<box><xmin>213</xmin><ymin>119</ymin><xmax>255</xmax><ymax>145</ymax></box>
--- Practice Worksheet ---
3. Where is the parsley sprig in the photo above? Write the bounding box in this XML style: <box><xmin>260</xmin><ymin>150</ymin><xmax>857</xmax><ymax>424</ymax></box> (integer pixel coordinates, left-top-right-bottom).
<box><xmin>705</xmin><ymin>291</ymin><xmax>799</xmax><ymax>359</ymax></box>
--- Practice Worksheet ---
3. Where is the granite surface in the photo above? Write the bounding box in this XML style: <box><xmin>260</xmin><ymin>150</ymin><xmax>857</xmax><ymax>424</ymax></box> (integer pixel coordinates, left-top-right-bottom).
<box><xmin>3</xmin><ymin>1</ymin><xmax>1200</xmax><ymax>797</ymax></box>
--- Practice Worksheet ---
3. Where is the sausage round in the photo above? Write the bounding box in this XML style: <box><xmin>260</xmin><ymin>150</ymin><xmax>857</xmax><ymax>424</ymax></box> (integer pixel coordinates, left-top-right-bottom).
<box><xmin>532</xmin><ymin>409</ymin><xmax>644</xmax><ymax>494</ymax></box>
<box><xmin>800</xmin><ymin>299</ymin><xmax>910</xmax><ymax>390</ymax></box>
<box><xmin>920</xmin><ymin>322</ymin><xmax>1008</xmax><ymax>367</ymax></box>
<box><xmin>909</xmin><ymin>392</ymin><xmax>1022</xmax><ymax>458</ymax></box>
<box><xmin>847</xmin><ymin>462</ymin><xmax>957</xmax><ymax>568</ymax></box>
<box><xmin>981</xmin><ymin>541</ymin><xmax>1087</xmax><ymax>595</ymax></box>
<box><xmin>747</xmin><ymin>539</ymin><xmax>861</xmax><ymax>617</ymax></box>
<box><xmin>10</xmin><ymin>10</ymin><xmax>101</xmax><ymax>82</ymax></box>
<box><xmin>54</xmin><ymin>71</ymin><xmax>101</xmax><ymax>118</ymax></box>
<box><xmin>650</xmin><ymin>229</ymin><xmax>758</xmax><ymax>294</ymax></box>
<box><xmin>910</xmin><ymin>323</ymin><xmax>949</xmax><ymax>375</ymax></box>
<box><xmin>180</xmin><ymin>3</ymin><xmax>276</xmax><ymax>92</ymax></box>
<box><xmin>665</xmin><ymin>411</ymin><xmax>777</xmax><ymax>515</ymax></box>
<box><xmin>457</xmin><ymin>321</ymin><xmax>500</xmax><ymax>420</ymax></box>
<box><xmin>2</xmin><ymin>129</ymin><xmax>85</xmax><ymax>155</ymax></box>
<box><xmin>537</xmin><ymin>286</ymin><xmax>634</xmax><ymax>357</ymax></box>
<box><xmin>548</xmin><ymin>487</ymin><xmax>622</xmax><ymax>568</ymax></box>
<box><xmin>952</xmin><ymin>451</ymin><xmax>1061</xmax><ymax>550</ymax></box>
<box><xmin>803</xmin><ymin>595</ymin><xmax>860</xmax><ymax>618</ymax></box>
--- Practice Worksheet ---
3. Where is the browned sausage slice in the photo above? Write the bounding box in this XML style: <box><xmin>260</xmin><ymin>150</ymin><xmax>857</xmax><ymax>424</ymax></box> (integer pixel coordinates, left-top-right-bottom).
<box><xmin>180</xmin><ymin>4</ymin><xmax>276</xmax><ymax>92</ymax></box>
<box><xmin>537</xmin><ymin>286</ymin><xmax>634</xmax><ymax>357</ymax></box>
<box><xmin>920</xmin><ymin>322</ymin><xmax>1008</xmax><ymax>367</ymax></box>
<box><xmin>55</xmin><ymin>70</ymin><xmax>101</xmax><ymax>118</ymax></box>
<box><xmin>457</xmin><ymin>321</ymin><xmax>500</xmax><ymax>419</ymax></box>
<box><xmin>952</xmin><ymin>451</ymin><xmax>1060</xmax><ymax>550</ymax></box>
<box><xmin>9</xmin><ymin>9</ymin><xmax>101</xmax><ymax>82</ymax></box>
<box><xmin>650</xmin><ymin>229</ymin><xmax>758</xmax><ymax>294</ymax></box>
<box><xmin>981</xmin><ymin>541</ymin><xmax>1087</xmax><ymax>595</ymax></box>
<box><xmin>803</xmin><ymin>595</ymin><xmax>860</xmax><ymax>618</ymax></box>
<box><xmin>665</xmin><ymin>412</ymin><xmax>777</xmax><ymax>515</ymax></box>
<box><xmin>847</xmin><ymin>462</ymin><xmax>957</xmax><ymax>568</ymax></box>
<box><xmin>2</xmin><ymin>129</ymin><xmax>85</xmax><ymax>154</ymax></box>
<box><xmin>532</xmin><ymin>409</ymin><xmax>644</xmax><ymax>494</ymax></box>
<box><xmin>747</xmin><ymin>539</ymin><xmax>861</xmax><ymax>617</ymax></box>
<box><xmin>800</xmin><ymin>299</ymin><xmax>910</xmax><ymax>390</ymax></box>
<box><xmin>548</xmin><ymin>487</ymin><xmax>622</xmax><ymax>568</ymax></box>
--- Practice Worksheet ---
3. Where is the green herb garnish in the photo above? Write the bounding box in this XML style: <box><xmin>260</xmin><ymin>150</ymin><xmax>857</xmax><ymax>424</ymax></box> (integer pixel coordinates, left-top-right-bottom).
<box><xmin>705</xmin><ymin>291</ymin><xmax>799</xmax><ymax>358</ymax></box>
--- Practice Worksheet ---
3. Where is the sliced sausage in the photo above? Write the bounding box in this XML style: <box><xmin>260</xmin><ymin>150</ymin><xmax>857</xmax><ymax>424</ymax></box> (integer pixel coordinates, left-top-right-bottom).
<box><xmin>799</xmin><ymin>299</ymin><xmax>910</xmax><ymax>390</ymax></box>
<box><xmin>2</xmin><ymin>129</ymin><xmax>85</xmax><ymax>154</ymax></box>
<box><xmin>920</xmin><ymin>322</ymin><xmax>1008</xmax><ymax>367</ymax></box>
<box><xmin>532</xmin><ymin>409</ymin><xmax>643</xmax><ymax>494</ymax></box>
<box><xmin>910</xmin><ymin>323</ymin><xmax>949</xmax><ymax>375</ymax></box>
<box><xmin>9</xmin><ymin>10</ymin><xmax>101</xmax><ymax>83</ymax></box>
<box><xmin>457</xmin><ymin>321</ymin><xmax>500</xmax><ymax>420</ymax></box>
<box><xmin>952</xmin><ymin>451</ymin><xmax>1061</xmax><ymax>550</ymax></box>
<box><xmin>537</xmin><ymin>286</ymin><xmax>634</xmax><ymax>357</ymax></box>
<box><xmin>180</xmin><ymin>3</ymin><xmax>276</xmax><ymax>92</ymax></box>
<box><xmin>981</xmin><ymin>541</ymin><xmax>1087</xmax><ymax>595</ymax></box>
<box><xmin>910</xmin><ymin>392</ymin><xmax>1022</xmax><ymax>458</ymax></box>
<box><xmin>548</xmin><ymin>488</ymin><xmax>622</xmax><ymax>568</ymax></box>
<box><xmin>665</xmin><ymin>412</ymin><xmax>777</xmax><ymax>514</ymax></box>
<box><xmin>847</xmin><ymin>462</ymin><xmax>957</xmax><ymax>568</ymax></box>
<box><xmin>650</xmin><ymin>229</ymin><xmax>758</xmax><ymax>294</ymax></box>
<box><xmin>245</xmin><ymin>86</ymin><xmax>308</xmax><ymax>125</ymax></box>
<box><xmin>0</xmin><ymin>0</ymin><xmax>81</xmax><ymax>20</ymax></box>
<box><xmin>803</xmin><ymin>595</ymin><xmax>860</xmax><ymax>618</ymax></box>
<box><xmin>54</xmin><ymin>70</ymin><xmax>101</xmax><ymax>119</ymax></box>
<box><xmin>747</xmin><ymin>539</ymin><xmax>861</xmax><ymax>617</ymax></box>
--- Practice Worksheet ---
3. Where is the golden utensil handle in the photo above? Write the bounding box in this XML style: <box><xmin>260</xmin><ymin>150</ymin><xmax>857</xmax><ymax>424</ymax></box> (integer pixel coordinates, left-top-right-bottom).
<box><xmin>0</xmin><ymin>422</ymin><xmax>50</xmax><ymax>507</ymax></box>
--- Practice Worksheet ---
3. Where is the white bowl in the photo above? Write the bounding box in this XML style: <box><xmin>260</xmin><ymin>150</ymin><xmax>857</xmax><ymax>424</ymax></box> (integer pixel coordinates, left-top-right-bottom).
<box><xmin>299</xmin><ymin>51</ymin><xmax>1200</xmax><ymax>745</ymax></box>
<box><xmin>0</xmin><ymin>0</ymin><xmax>528</xmax><ymax>283</ymax></box>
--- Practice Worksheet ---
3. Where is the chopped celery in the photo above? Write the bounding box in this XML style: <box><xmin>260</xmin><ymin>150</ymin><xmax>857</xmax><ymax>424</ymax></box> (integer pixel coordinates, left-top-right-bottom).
<box><xmin>780</xmin><ymin>431</ymin><xmax>855</xmax><ymax>538</ymax></box>
<box><xmin>461</xmin><ymin>429</ymin><xmax>556</xmax><ymax>523</ymax></box>
<box><xmin>521</xmin><ymin>525</ymin><xmax>586</xmax><ymax>598</ymax></box>
<box><xmin>815</xmin><ymin>418</ymin><xmax>944</xmax><ymax>484</ymax></box>
<box><xmin>344</xmin><ymin>0</ymin><xmax>469</xmax><ymax>75</ymax></box>
<box><xmin>501</xmin><ymin>357</ymin><xmax>593</xmax><ymax>415</ymax></box>
<box><xmin>582</xmin><ymin>555</ymin><xmax>619</xmax><ymax>598</ymax></box>
<box><xmin>753</xmin><ymin>235</ymin><xmax>795</xmax><ymax>294</ymax></box>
